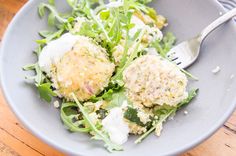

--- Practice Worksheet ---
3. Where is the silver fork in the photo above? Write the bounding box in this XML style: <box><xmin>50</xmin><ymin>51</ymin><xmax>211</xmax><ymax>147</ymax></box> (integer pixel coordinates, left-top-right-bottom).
<box><xmin>167</xmin><ymin>8</ymin><xmax>236</xmax><ymax>69</ymax></box>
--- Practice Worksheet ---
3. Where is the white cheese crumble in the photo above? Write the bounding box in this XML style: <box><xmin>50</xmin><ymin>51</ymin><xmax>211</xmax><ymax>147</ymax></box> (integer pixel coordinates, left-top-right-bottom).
<box><xmin>102</xmin><ymin>107</ymin><xmax>129</xmax><ymax>145</ymax></box>
<box><xmin>122</xmin><ymin>100</ymin><xmax>128</xmax><ymax>108</ymax></box>
<box><xmin>53</xmin><ymin>100</ymin><xmax>60</xmax><ymax>108</ymax></box>
<box><xmin>38</xmin><ymin>33</ymin><xmax>81</xmax><ymax>74</ymax></box>
<box><xmin>137</xmin><ymin>111</ymin><xmax>150</xmax><ymax>124</ymax></box>
<box><xmin>211</xmin><ymin>66</ymin><xmax>221</xmax><ymax>74</ymax></box>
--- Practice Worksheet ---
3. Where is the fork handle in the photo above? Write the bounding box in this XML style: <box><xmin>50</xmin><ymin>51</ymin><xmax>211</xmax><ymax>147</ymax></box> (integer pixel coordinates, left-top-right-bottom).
<box><xmin>199</xmin><ymin>8</ymin><xmax>236</xmax><ymax>42</ymax></box>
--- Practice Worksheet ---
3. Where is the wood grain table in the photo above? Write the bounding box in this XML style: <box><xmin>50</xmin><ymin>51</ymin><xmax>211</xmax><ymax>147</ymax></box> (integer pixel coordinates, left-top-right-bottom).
<box><xmin>0</xmin><ymin>0</ymin><xmax>236</xmax><ymax>155</ymax></box>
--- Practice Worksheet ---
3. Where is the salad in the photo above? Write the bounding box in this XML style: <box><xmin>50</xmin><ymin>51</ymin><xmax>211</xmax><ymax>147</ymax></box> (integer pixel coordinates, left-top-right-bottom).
<box><xmin>23</xmin><ymin>0</ymin><xmax>198</xmax><ymax>152</ymax></box>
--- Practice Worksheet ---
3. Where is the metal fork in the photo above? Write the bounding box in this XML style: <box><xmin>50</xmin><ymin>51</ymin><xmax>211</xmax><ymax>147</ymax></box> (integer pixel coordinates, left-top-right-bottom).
<box><xmin>167</xmin><ymin>8</ymin><xmax>236</xmax><ymax>69</ymax></box>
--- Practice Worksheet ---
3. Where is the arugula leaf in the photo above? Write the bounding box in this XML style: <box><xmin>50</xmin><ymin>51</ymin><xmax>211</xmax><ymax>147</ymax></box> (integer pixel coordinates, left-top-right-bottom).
<box><xmin>96</xmin><ymin>109</ymin><xmax>108</xmax><ymax>120</ymax></box>
<box><xmin>77</xmin><ymin>22</ymin><xmax>98</xmax><ymax>38</ymax></box>
<box><xmin>38</xmin><ymin>3</ymin><xmax>66</xmax><ymax>26</ymax></box>
<box><xmin>22</xmin><ymin>63</ymin><xmax>36</xmax><ymax>71</ymax></box>
<box><xmin>112</xmin><ymin>28</ymin><xmax>146</xmax><ymax>82</ymax></box>
<box><xmin>37</xmin><ymin>83</ymin><xmax>56</xmax><ymax>102</ymax></box>
<box><xmin>153</xmin><ymin>104</ymin><xmax>176</xmax><ymax>117</ymax></box>
<box><xmin>135</xmin><ymin>108</ymin><xmax>174</xmax><ymax>144</ymax></box>
<box><xmin>39</xmin><ymin>30</ymin><xmax>54</xmax><ymax>38</ymax></box>
<box><xmin>105</xmin><ymin>91</ymin><xmax>127</xmax><ymax>110</ymax></box>
<box><xmin>100</xmin><ymin>9</ymin><xmax>110</xmax><ymax>20</ymax></box>
<box><xmin>48</xmin><ymin>12</ymin><xmax>56</xmax><ymax>26</ymax></box>
<box><xmin>36</xmin><ymin>29</ymin><xmax>64</xmax><ymax>45</ymax></box>
<box><xmin>33</xmin><ymin>45</ymin><xmax>43</xmax><ymax>56</ymax></box>
<box><xmin>66</xmin><ymin>0</ymin><xmax>78</xmax><ymax>8</ymax></box>
<box><xmin>136</xmin><ymin>0</ymin><xmax>152</xmax><ymax>4</ymax></box>
<box><xmin>23</xmin><ymin>63</ymin><xmax>45</xmax><ymax>85</ymax></box>
<box><xmin>180</xmin><ymin>68</ymin><xmax>199</xmax><ymax>81</ymax></box>
<box><xmin>71</xmin><ymin>93</ymin><xmax>123</xmax><ymax>152</ymax></box>
<box><xmin>61</xmin><ymin>102</ymin><xmax>91</xmax><ymax>132</ymax></box>
<box><xmin>177</xmin><ymin>88</ymin><xmax>199</xmax><ymax>109</ymax></box>
<box><xmin>78</xmin><ymin>0</ymin><xmax>110</xmax><ymax>42</ymax></box>
<box><xmin>135</xmin><ymin>89</ymin><xmax>198</xmax><ymax>144</ymax></box>
<box><xmin>124</xmin><ymin>107</ymin><xmax>145</xmax><ymax>126</ymax></box>
<box><xmin>151</xmin><ymin>32</ymin><xmax>176</xmax><ymax>57</ymax></box>
<box><xmin>90</xmin><ymin>89</ymin><xmax>114</xmax><ymax>102</ymax></box>
<box><xmin>48</xmin><ymin>0</ymin><xmax>55</xmax><ymax>5</ymax></box>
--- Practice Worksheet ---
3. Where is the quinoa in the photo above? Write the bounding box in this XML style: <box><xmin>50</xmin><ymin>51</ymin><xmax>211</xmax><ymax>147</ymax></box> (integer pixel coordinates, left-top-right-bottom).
<box><xmin>123</xmin><ymin>55</ymin><xmax>188</xmax><ymax>107</ymax></box>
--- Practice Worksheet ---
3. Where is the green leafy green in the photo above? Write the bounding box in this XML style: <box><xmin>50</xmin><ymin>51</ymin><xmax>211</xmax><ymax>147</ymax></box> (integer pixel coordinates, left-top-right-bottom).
<box><xmin>151</xmin><ymin>32</ymin><xmax>176</xmax><ymax>57</ymax></box>
<box><xmin>100</xmin><ymin>10</ymin><xmax>110</xmax><ymax>20</ymax></box>
<box><xmin>153</xmin><ymin>104</ymin><xmax>176</xmax><ymax>117</ymax></box>
<box><xmin>112</xmin><ymin>28</ymin><xmax>146</xmax><ymax>82</ymax></box>
<box><xmin>61</xmin><ymin>102</ymin><xmax>91</xmax><ymax>132</ymax></box>
<box><xmin>37</xmin><ymin>29</ymin><xmax>64</xmax><ymax>45</ymax></box>
<box><xmin>37</xmin><ymin>83</ymin><xmax>56</xmax><ymax>102</ymax></box>
<box><xmin>38</xmin><ymin>3</ymin><xmax>67</xmax><ymax>26</ymax></box>
<box><xmin>105</xmin><ymin>91</ymin><xmax>127</xmax><ymax>110</ymax></box>
<box><xmin>77</xmin><ymin>22</ymin><xmax>99</xmax><ymax>38</ymax></box>
<box><xmin>180</xmin><ymin>68</ymin><xmax>199</xmax><ymax>81</ymax></box>
<box><xmin>135</xmin><ymin>88</ymin><xmax>198</xmax><ymax>144</ymax></box>
<box><xmin>39</xmin><ymin>30</ymin><xmax>54</xmax><ymax>38</ymax></box>
<box><xmin>71</xmin><ymin>93</ymin><xmax>123</xmax><ymax>152</ymax></box>
<box><xmin>90</xmin><ymin>89</ymin><xmax>114</xmax><ymax>102</ymax></box>
<box><xmin>96</xmin><ymin>109</ymin><xmax>108</xmax><ymax>120</ymax></box>
<box><xmin>136</xmin><ymin>0</ymin><xmax>153</xmax><ymax>4</ymax></box>
<box><xmin>124</xmin><ymin>107</ymin><xmax>145</xmax><ymax>126</ymax></box>
<box><xmin>177</xmin><ymin>89</ymin><xmax>199</xmax><ymax>109</ymax></box>
<box><xmin>48</xmin><ymin>0</ymin><xmax>55</xmax><ymax>5</ymax></box>
<box><xmin>23</xmin><ymin>63</ymin><xmax>45</xmax><ymax>85</ymax></box>
<box><xmin>135</xmin><ymin>107</ymin><xmax>174</xmax><ymax>144</ymax></box>
<box><xmin>66</xmin><ymin>0</ymin><xmax>78</xmax><ymax>9</ymax></box>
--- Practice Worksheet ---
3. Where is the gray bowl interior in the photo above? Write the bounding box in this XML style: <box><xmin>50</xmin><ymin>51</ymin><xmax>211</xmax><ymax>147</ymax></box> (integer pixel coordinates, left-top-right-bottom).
<box><xmin>1</xmin><ymin>0</ymin><xmax>236</xmax><ymax>155</ymax></box>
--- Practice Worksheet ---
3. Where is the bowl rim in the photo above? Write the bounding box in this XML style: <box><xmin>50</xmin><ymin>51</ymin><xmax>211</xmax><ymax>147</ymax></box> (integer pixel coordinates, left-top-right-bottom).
<box><xmin>1</xmin><ymin>0</ymin><xmax>236</xmax><ymax>155</ymax></box>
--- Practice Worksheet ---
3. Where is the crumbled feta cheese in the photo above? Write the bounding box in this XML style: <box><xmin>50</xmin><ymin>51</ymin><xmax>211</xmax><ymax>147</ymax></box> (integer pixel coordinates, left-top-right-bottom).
<box><xmin>122</xmin><ymin>100</ymin><xmax>128</xmax><ymax>108</ymax></box>
<box><xmin>212</xmin><ymin>66</ymin><xmax>221</xmax><ymax>74</ymax></box>
<box><xmin>53</xmin><ymin>100</ymin><xmax>60</xmax><ymax>108</ymax></box>
<box><xmin>155</xmin><ymin>123</ymin><xmax>163</xmax><ymax>136</ymax></box>
<box><xmin>137</xmin><ymin>111</ymin><xmax>150</xmax><ymax>124</ymax></box>
<box><xmin>102</xmin><ymin>107</ymin><xmax>129</xmax><ymax>145</ymax></box>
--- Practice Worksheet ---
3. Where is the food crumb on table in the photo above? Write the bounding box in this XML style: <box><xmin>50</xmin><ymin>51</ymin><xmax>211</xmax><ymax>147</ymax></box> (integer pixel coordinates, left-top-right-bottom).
<box><xmin>184</xmin><ymin>110</ymin><xmax>188</xmax><ymax>115</ymax></box>
<box><xmin>211</xmin><ymin>66</ymin><xmax>221</xmax><ymax>74</ymax></box>
<box><xmin>53</xmin><ymin>100</ymin><xmax>60</xmax><ymax>108</ymax></box>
